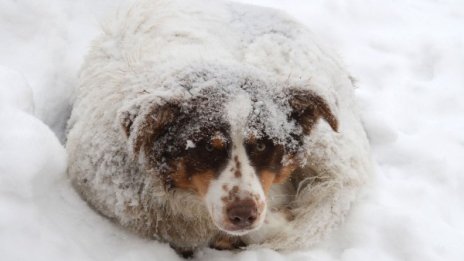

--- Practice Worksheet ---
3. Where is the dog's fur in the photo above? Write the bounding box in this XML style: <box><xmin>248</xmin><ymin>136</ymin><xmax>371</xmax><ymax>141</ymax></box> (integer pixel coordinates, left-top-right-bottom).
<box><xmin>66</xmin><ymin>0</ymin><xmax>372</xmax><ymax>255</ymax></box>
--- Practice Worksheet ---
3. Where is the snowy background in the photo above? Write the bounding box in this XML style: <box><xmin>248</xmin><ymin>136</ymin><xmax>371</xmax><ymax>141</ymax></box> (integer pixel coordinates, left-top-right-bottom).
<box><xmin>1</xmin><ymin>0</ymin><xmax>464</xmax><ymax>260</ymax></box>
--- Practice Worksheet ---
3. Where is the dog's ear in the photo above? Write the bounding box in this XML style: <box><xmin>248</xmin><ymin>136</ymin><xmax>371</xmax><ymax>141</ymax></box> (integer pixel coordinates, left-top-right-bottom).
<box><xmin>286</xmin><ymin>89</ymin><xmax>338</xmax><ymax>135</ymax></box>
<box><xmin>119</xmin><ymin>99</ymin><xmax>180</xmax><ymax>158</ymax></box>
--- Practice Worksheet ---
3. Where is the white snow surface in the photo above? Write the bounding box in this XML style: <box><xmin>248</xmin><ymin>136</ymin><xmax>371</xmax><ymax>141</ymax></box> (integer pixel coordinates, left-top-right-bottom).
<box><xmin>1</xmin><ymin>0</ymin><xmax>463</xmax><ymax>260</ymax></box>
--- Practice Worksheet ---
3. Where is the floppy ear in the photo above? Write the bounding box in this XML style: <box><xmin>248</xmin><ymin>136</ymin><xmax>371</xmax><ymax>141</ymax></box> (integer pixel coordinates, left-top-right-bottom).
<box><xmin>119</xmin><ymin>99</ymin><xmax>180</xmax><ymax>158</ymax></box>
<box><xmin>286</xmin><ymin>88</ymin><xmax>338</xmax><ymax>135</ymax></box>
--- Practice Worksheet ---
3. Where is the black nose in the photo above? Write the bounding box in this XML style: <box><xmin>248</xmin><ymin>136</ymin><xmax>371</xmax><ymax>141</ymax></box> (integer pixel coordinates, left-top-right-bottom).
<box><xmin>226</xmin><ymin>199</ymin><xmax>258</xmax><ymax>229</ymax></box>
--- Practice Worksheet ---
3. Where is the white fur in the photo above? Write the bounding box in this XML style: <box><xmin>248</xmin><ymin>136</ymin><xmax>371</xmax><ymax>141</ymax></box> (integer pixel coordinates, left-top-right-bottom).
<box><xmin>206</xmin><ymin>94</ymin><xmax>266</xmax><ymax>235</ymax></box>
<box><xmin>67</xmin><ymin>0</ymin><xmax>373</xmax><ymax>251</ymax></box>
<box><xmin>205</xmin><ymin>139</ymin><xmax>266</xmax><ymax>235</ymax></box>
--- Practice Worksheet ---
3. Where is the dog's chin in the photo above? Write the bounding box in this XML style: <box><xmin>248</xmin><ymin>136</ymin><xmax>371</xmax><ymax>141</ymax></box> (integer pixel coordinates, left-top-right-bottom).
<box><xmin>209</xmin><ymin>211</ymin><xmax>266</xmax><ymax>236</ymax></box>
<box><xmin>214</xmin><ymin>222</ymin><xmax>263</xmax><ymax>236</ymax></box>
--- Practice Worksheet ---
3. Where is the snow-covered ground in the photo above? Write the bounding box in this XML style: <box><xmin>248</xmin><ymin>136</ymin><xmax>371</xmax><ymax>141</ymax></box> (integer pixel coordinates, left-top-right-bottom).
<box><xmin>1</xmin><ymin>0</ymin><xmax>463</xmax><ymax>260</ymax></box>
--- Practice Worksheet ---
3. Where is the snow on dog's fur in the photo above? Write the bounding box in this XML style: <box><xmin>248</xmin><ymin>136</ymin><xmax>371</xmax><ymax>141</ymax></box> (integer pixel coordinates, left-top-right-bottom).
<box><xmin>66</xmin><ymin>0</ymin><xmax>372</xmax><ymax>255</ymax></box>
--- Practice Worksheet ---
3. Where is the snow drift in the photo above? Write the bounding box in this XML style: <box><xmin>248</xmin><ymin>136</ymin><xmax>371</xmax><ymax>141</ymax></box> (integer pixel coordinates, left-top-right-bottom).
<box><xmin>1</xmin><ymin>0</ymin><xmax>463</xmax><ymax>260</ymax></box>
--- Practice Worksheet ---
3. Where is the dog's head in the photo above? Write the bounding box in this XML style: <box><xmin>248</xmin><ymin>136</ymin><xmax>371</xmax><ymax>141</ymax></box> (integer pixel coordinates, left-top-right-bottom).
<box><xmin>119</xmin><ymin>67</ymin><xmax>338</xmax><ymax>235</ymax></box>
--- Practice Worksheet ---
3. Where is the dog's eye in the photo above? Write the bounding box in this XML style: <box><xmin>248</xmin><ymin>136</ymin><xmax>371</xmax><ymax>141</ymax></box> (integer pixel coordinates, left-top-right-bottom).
<box><xmin>205</xmin><ymin>143</ymin><xmax>214</xmax><ymax>152</ymax></box>
<box><xmin>256</xmin><ymin>142</ymin><xmax>266</xmax><ymax>152</ymax></box>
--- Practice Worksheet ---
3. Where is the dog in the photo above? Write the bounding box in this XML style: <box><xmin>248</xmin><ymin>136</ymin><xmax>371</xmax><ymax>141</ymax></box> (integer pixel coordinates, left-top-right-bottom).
<box><xmin>66</xmin><ymin>0</ymin><xmax>372</xmax><ymax>256</ymax></box>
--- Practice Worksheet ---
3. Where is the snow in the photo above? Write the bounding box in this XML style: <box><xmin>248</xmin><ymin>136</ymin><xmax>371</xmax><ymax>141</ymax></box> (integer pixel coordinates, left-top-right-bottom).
<box><xmin>0</xmin><ymin>0</ymin><xmax>463</xmax><ymax>260</ymax></box>
<box><xmin>185</xmin><ymin>140</ymin><xmax>196</xmax><ymax>150</ymax></box>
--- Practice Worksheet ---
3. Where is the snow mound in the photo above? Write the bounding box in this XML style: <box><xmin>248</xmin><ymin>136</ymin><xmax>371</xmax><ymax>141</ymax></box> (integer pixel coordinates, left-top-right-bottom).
<box><xmin>0</xmin><ymin>67</ymin><xmax>34</xmax><ymax>113</ymax></box>
<box><xmin>0</xmin><ymin>66</ymin><xmax>182</xmax><ymax>261</ymax></box>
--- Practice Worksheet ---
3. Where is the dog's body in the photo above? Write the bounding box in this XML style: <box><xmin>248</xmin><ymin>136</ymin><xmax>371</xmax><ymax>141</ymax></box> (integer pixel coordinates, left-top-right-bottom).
<box><xmin>66</xmin><ymin>0</ymin><xmax>372</xmax><ymax>254</ymax></box>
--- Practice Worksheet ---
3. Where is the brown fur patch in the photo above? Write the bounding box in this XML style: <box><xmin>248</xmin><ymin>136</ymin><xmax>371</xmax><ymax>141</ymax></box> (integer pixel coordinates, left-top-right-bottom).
<box><xmin>170</xmin><ymin>161</ymin><xmax>215</xmax><ymax>197</ymax></box>
<box><xmin>259</xmin><ymin>171</ymin><xmax>276</xmax><ymax>195</ymax></box>
<box><xmin>209</xmin><ymin>234</ymin><xmax>245</xmax><ymax>250</ymax></box>
<box><xmin>287</xmin><ymin>88</ymin><xmax>338</xmax><ymax>134</ymax></box>
<box><xmin>211</xmin><ymin>133</ymin><xmax>226</xmax><ymax>149</ymax></box>
<box><xmin>191</xmin><ymin>171</ymin><xmax>215</xmax><ymax>197</ymax></box>
<box><xmin>259</xmin><ymin>160</ymin><xmax>298</xmax><ymax>194</ymax></box>
<box><xmin>222</xmin><ymin>186</ymin><xmax>240</xmax><ymax>204</ymax></box>
<box><xmin>234</xmin><ymin>155</ymin><xmax>241</xmax><ymax>169</ymax></box>
<box><xmin>120</xmin><ymin>101</ymin><xmax>180</xmax><ymax>157</ymax></box>
<box><xmin>169</xmin><ymin>162</ymin><xmax>190</xmax><ymax>190</ymax></box>
<box><xmin>273</xmin><ymin>160</ymin><xmax>298</xmax><ymax>184</ymax></box>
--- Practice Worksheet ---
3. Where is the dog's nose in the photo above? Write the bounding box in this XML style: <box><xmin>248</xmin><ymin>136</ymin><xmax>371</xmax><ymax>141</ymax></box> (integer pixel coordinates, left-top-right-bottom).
<box><xmin>226</xmin><ymin>199</ymin><xmax>258</xmax><ymax>229</ymax></box>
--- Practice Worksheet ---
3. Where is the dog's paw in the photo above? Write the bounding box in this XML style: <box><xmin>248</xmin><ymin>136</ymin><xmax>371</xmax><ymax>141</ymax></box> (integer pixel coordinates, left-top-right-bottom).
<box><xmin>209</xmin><ymin>234</ymin><xmax>246</xmax><ymax>251</ymax></box>
<box><xmin>170</xmin><ymin>244</ymin><xmax>196</xmax><ymax>259</ymax></box>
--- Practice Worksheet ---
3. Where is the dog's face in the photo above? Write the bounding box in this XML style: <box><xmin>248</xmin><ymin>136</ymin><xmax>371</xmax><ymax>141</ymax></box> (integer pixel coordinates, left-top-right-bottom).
<box><xmin>119</xmin><ymin>69</ymin><xmax>338</xmax><ymax>235</ymax></box>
